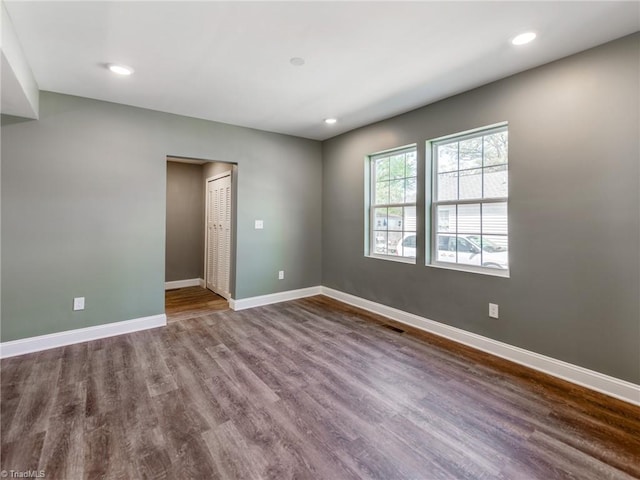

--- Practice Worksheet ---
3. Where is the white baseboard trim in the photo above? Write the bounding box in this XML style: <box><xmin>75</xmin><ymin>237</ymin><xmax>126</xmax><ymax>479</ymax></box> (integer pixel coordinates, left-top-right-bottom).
<box><xmin>165</xmin><ymin>278</ymin><xmax>204</xmax><ymax>290</ymax></box>
<box><xmin>3</xmin><ymin>284</ymin><xmax>637</xmax><ymax>406</ymax></box>
<box><xmin>230</xmin><ymin>286</ymin><xmax>322</xmax><ymax>311</ymax></box>
<box><xmin>321</xmin><ymin>287</ymin><xmax>640</xmax><ymax>407</ymax></box>
<box><xmin>0</xmin><ymin>314</ymin><xmax>167</xmax><ymax>359</ymax></box>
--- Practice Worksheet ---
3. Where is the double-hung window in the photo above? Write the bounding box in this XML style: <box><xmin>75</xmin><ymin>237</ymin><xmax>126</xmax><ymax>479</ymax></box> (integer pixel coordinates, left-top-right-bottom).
<box><xmin>369</xmin><ymin>146</ymin><xmax>417</xmax><ymax>260</ymax></box>
<box><xmin>431</xmin><ymin>125</ymin><xmax>509</xmax><ymax>275</ymax></box>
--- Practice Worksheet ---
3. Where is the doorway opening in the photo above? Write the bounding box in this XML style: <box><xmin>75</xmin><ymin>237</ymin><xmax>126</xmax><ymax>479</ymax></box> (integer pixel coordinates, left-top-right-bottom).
<box><xmin>165</xmin><ymin>156</ymin><xmax>237</xmax><ymax>321</ymax></box>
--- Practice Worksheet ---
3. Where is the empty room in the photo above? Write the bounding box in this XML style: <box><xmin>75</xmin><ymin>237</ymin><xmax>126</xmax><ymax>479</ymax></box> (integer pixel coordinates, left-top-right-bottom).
<box><xmin>1</xmin><ymin>1</ymin><xmax>639</xmax><ymax>479</ymax></box>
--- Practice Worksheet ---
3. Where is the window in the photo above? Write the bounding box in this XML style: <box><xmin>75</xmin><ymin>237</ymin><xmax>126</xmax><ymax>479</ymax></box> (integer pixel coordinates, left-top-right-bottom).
<box><xmin>430</xmin><ymin>125</ymin><xmax>509</xmax><ymax>274</ymax></box>
<box><xmin>369</xmin><ymin>146</ymin><xmax>417</xmax><ymax>260</ymax></box>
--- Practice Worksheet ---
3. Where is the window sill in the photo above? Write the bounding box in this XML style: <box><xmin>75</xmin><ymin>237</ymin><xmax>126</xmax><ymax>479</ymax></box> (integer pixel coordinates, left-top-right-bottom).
<box><xmin>367</xmin><ymin>254</ymin><xmax>416</xmax><ymax>265</ymax></box>
<box><xmin>427</xmin><ymin>262</ymin><xmax>510</xmax><ymax>278</ymax></box>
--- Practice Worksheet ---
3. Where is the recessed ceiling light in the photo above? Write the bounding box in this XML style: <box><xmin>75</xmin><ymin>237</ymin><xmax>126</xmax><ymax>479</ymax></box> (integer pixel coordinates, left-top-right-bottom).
<box><xmin>107</xmin><ymin>63</ymin><xmax>134</xmax><ymax>76</ymax></box>
<box><xmin>290</xmin><ymin>57</ymin><xmax>305</xmax><ymax>67</ymax></box>
<box><xmin>324</xmin><ymin>118</ymin><xmax>337</xmax><ymax>125</ymax></box>
<box><xmin>511</xmin><ymin>32</ymin><xmax>537</xmax><ymax>46</ymax></box>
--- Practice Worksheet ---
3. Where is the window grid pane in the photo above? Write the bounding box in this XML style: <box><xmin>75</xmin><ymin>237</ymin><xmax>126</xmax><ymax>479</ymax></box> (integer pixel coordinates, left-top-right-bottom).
<box><xmin>437</xmin><ymin>172</ymin><xmax>458</xmax><ymax>201</ymax></box>
<box><xmin>389</xmin><ymin>179</ymin><xmax>405</xmax><ymax>204</ymax></box>
<box><xmin>459</xmin><ymin>169</ymin><xmax>482</xmax><ymax>200</ymax></box>
<box><xmin>483</xmin><ymin>165</ymin><xmax>508</xmax><ymax>199</ymax></box>
<box><xmin>375</xmin><ymin>181</ymin><xmax>389</xmax><ymax>205</ymax></box>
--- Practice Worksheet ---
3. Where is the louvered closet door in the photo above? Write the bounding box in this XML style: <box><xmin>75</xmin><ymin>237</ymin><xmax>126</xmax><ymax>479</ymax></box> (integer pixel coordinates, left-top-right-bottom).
<box><xmin>206</xmin><ymin>180</ymin><xmax>218</xmax><ymax>292</ymax></box>
<box><xmin>206</xmin><ymin>173</ymin><xmax>231</xmax><ymax>299</ymax></box>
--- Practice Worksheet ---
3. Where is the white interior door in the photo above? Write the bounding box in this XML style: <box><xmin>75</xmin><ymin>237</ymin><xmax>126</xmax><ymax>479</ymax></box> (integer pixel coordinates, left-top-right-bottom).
<box><xmin>205</xmin><ymin>173</ymin><xmax>231</xmax><ymax>299</ymax></box>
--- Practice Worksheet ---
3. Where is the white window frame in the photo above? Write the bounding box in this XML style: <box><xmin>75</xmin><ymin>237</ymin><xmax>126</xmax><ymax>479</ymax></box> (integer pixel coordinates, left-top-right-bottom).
<box><xmin>367</xmin><ymin>145</ymin><xmax>417</xmax><ymax>263</ymax></box>
<box><xmin>429</xmin><ymin>124</ymin><xmax>509</xmax><ymax>277</ymax></box>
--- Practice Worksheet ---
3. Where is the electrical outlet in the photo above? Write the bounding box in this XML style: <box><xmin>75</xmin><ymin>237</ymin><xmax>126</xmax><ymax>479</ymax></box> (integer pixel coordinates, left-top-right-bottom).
<box><xmin>278</xmin><ymin>270</ymin><xmax>284</xmax><ymax>280</ymax></box>
<box><xmin>489</xmin><ymin>303</ymin><xmax>499</xmax><ymax>319</ymax></box>
<box><xmin>255</xmin><ymin>220</ymin><xmax>264</xmax><ymax>229</ymax></box>
<box><xmin>73</xmin><ymin>297</ymin><xmax>85</xmax><ymax>311</ymax></box>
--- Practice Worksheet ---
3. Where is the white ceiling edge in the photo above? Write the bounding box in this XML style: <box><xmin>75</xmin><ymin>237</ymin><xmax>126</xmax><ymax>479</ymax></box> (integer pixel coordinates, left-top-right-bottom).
<box><xmin>0</xmin><ymin>1</ymin><xmax>38</xmax><ymax>119</ymax></box>
<box><xmin>3</xmin><ymin>2</ymin><xmax>638</xmax><ymax>140</ymax></box>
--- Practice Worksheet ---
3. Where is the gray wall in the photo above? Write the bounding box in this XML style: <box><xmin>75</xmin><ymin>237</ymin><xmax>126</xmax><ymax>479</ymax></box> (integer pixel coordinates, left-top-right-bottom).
<box><xmin>165</xmin><ymin>161</ymin><xmax>204</xmax><ymax>282</ymax></box>
<box><xmin>1</xmin><ymin>92</ymin><xmax>322</xmax><ymax>341</ymax></box>
<box><xmin>322</xmin><ymin>34</ymin><xmax>640</xmax><ymax>383</ymax></box>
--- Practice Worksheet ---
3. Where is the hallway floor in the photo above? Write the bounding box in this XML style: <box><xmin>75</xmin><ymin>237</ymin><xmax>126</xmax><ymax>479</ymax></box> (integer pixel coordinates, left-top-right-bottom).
<box><xmin>165</xmin><ymin>286</ymin><xmax>228</xmax><ymax>322</ymax></box>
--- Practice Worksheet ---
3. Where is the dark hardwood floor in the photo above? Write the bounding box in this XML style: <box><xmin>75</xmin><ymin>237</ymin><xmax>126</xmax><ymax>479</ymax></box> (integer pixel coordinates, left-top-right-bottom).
<box><xmin>165</xmin><ymin>286</ymin><xmax>228</xmax><ymax>322</ymax></box>
<box><xmin>1</xmin><ymin>296</ymin><xmax>639</xmax><ymax>479</ymax></box>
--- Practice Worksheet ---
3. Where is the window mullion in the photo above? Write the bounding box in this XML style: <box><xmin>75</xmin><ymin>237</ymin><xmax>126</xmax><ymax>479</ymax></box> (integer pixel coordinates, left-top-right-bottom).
<box><xmin>433</xmin><ymin>197</ymin><xmax>507</xmax><ymax>207</ymax></box>
<box><xmin>375</xmin><ymin>202</ymin><xmax>415</xmax><ymax>209</ymax></box>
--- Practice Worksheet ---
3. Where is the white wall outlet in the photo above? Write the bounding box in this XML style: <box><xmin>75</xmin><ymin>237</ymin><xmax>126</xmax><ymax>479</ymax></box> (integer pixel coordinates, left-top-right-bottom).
<box><xmin>255</xmin><ymin>220</ymin><xmax>264</xmax><ymax>229</ymax></box>
<box><xmin>73</xmin><ymin>297</ymin><xmax>85</xmax><ymax>311</ymax></box>
<box><xmin>278</xmin><ymin>270</ymin><xmax>284</xmax><ymax>280</ymax></box>
<box><xmin>489</xmin><ymin>303</ymin><xmax>499</xmax><ymax>319</ymax></box>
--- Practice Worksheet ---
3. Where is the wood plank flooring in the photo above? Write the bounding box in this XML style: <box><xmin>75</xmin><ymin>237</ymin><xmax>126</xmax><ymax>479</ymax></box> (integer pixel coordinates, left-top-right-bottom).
<box><xmin>2</xmin><ymin>295</ymin><xmax>639</xmax><ymax>479</ymax></box>
<box><xmin>165</xmin><ymin>286</ymin><xmax>228</xmax><ymax>322</ymax></box>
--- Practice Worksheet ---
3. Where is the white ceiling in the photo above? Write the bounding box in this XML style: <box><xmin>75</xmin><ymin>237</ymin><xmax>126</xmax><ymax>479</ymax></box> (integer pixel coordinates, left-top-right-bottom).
<box><xmin>4</xmin><ymin>1</ymin><xmax>639</xmax><ymax>140</ymax></box>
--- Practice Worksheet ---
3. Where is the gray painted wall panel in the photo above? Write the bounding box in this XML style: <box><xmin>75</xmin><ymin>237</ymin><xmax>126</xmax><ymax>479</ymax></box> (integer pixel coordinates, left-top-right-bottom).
<box><xmin>1</xmin><ymin>92</ymin><xmax>322</xmax><ymax>341</ymax></box>
<box><xmin>166</xmin><ymin>162</ymin><xmax>204</xmax><ymax>282</ymax></box>
<box><xmin>322</xmin><ymin>34</ymin><xmax>640</xmax><ymax>383</ymax></box>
